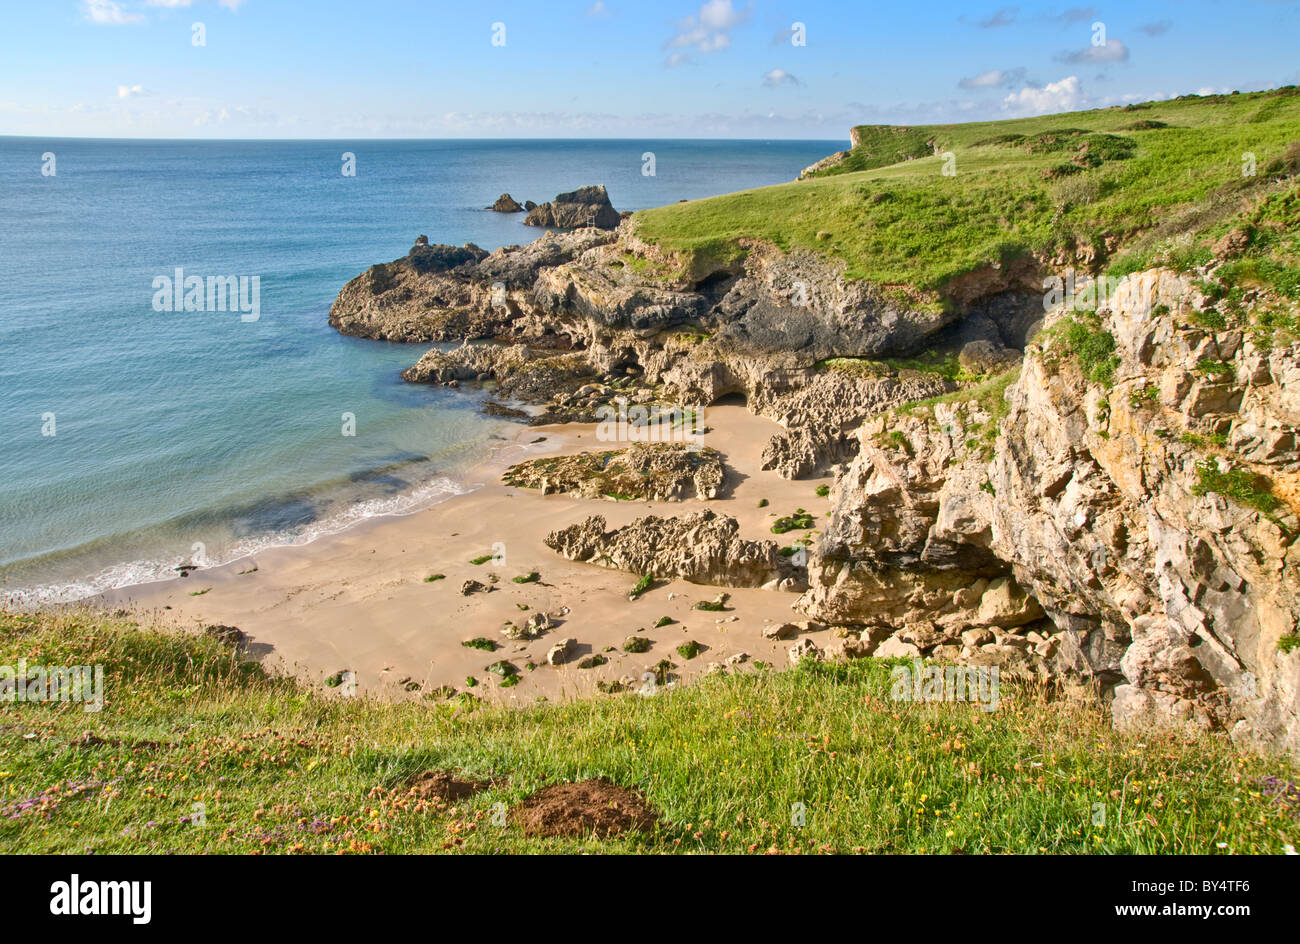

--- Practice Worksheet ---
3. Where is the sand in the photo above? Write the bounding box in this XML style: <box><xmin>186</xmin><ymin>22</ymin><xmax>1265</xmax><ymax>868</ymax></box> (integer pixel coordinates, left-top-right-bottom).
<box><xmin>100</xmin><ymin>403</ymin><xmax>830</xmax><ymax>704</ymax></box>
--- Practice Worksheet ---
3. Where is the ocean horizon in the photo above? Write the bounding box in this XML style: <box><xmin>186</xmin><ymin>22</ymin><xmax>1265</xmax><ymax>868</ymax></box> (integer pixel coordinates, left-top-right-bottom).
<box><xmin>0</xmin><ymin>136</ymin><xmax>839</xmax><ymax>605</ymax></box>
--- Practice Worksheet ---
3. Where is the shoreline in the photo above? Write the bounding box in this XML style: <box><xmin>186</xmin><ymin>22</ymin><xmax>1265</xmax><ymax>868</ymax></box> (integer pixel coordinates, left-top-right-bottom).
<box><xmin>94</xmin><ymin>402</ymin><xmax>826</xmax><ymax>705</ymax></box>
<box><xmin>0</xmin><ymin>414</ymin><xmax>529</xmax><ymax>610</ymax></box>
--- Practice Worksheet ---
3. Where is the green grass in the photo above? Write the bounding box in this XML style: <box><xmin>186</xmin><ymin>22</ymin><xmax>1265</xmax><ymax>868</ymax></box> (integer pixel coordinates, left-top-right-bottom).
<box><xmin>469</xmin><ymin>555</ymin><xmax>495</xmax><ymax>566</ymax></box>
<box><xmin>634</xmin><ymin>89</ymin><xmax>1300</xmax><ymax>302</ymax></box>
<box><xmin>1050</xmin><ymin>313</ymin><xmax>1121</xmax><ymax>388</ymax></box>
<box><xmin>1192</xmin><ymin>459</ymin><xmax>1280</xmax><ymax>514</ymax></box>
<box><xmin>2</xmin><ymin>609</ymin><xmax>1295</xmax><ymax>854</ymax></box>
<box><xmin>512</xmin><ymin>572</ymin><xmax>540</xmax><ymax>584</ymax></box>
<box><xmin>771</xmin><ymin>510</ymin><xmax>816</xmax><ymax>534</ymax></box>
<box><xmin>629</xmin><ymin>574</ymin><xmax>655</xmax><ymax>600</ymax></box>
<box><xmin>423</xmin><ymin>573</ymin><xmax>446</xmax><ymax>583</ymax></box>
<box><xmin>461</xmin><ymin>638</ymin><xmax>498</xmax><ymax>652</ymax></box>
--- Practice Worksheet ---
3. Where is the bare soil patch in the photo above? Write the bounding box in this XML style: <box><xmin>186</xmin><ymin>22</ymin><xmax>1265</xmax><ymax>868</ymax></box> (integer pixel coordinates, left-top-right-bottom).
<box><xmin>511</xmin><ymin>778</ymin><xmax>659</xmax><ymax>837</ymax></box>
<box><xmin>407</xmin><ymin>770</ymin><xmax>492</xmax><ymax>801</ymax></box>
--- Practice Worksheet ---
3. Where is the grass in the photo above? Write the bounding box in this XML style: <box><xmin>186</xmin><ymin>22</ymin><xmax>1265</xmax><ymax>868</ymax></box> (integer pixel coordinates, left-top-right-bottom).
<box><xmin>633</xmin><ymin>88</ymin><xmax>1300</xmax><ymax>303</ymax></box>
<box><xmin>629</xmin><ymin>575</ymin><xmax>655</xmax><ymax>600</ymax></box>
<box><xmin>1192</xmin><ymin>459</ymin><xmax>1280</xmax><ymax>515</ymax></box>
<box><xmin>423</xmin><ymin>574</ymin><xmax>446</xmax><ymax>583</ymax></box>
<box><xmin>469</xmin><ymin>555</ymin><xmax>495</xmax><ymax>566</ymax></box>
<box><xmin>1</xmin><ymin>609</ymin><xmax>1295</xmax><ymax>854</ymax></box>
<box><xmin>512</xmin><ymin>572</ymin><xmax>540</xmax><ymax>584</ymax></box>
<box><xmin>461</xmin><ymin>638</ymin><xmax>498</xmax><ymax>652</ymax></box>
<box><xmin>771</xmin><ymin>510</ymin><xmax>816</xmax><ymax>534</ymax></box>
<box><xmin>1050</xmin><ymin>313</ymin><xmax>1121</xmax><ymax>388</ymax></box>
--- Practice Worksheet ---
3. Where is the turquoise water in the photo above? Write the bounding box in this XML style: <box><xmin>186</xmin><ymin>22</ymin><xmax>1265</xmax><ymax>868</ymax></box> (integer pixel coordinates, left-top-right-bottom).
<box><xmin>0</xmin><ymin>137</ymin><xmax>839</xmax><ymax>603</ymax></box>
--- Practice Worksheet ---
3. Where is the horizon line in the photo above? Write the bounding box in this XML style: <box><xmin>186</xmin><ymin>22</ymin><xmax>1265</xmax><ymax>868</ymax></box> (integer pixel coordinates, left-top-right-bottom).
<box><xmin>0</xmin><ymin>133</ymin><xmax>849</xmax><ymax>144</ymax></box>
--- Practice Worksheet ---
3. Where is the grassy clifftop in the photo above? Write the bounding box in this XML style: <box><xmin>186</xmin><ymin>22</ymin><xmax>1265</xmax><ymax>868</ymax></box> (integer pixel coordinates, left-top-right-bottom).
<box><xmin>634</xmin><ymin>88</ymin><xmax>1300</xmax><ymax>300</ymax></box>
<box><xmin>2</xmin><ymin>610</ymin><xmax>1296</xmax><ymax>854</ymax></box>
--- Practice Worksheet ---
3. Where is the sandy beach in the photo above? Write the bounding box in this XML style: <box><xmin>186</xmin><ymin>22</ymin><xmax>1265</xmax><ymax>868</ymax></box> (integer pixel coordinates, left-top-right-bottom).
<box><xmin>100</xmin><ymin>402</ymin><xmax>828</xmax><ymax>704</ymax></box>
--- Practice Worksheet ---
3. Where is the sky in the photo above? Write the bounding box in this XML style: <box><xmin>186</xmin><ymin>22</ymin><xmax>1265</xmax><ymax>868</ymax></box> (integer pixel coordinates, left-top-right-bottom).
<box><xmin>0</xmin><ymin>0</ymin><xmax>1297</xmax><ymax>139</ymax></box>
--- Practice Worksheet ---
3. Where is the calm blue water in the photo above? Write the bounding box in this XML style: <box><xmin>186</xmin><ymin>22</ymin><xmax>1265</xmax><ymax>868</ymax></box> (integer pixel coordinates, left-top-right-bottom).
<box><xmin>0</xmin><ymin>137</ymin><xmax>838</xmax><ymax>603</ymax></box>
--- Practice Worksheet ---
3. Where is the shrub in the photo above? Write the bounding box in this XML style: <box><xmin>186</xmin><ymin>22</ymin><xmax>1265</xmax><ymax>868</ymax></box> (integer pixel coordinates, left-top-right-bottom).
<box><xmin>1192</xmin><ymin>459</ymin><xmax>1279</xmax><ymax>514</ymax></box>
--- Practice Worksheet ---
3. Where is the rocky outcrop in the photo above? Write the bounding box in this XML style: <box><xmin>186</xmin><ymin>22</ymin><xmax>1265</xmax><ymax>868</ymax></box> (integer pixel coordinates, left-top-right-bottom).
<box><xmin>798</xmin><ymin>151</ymin><xmax>849</xmax><ymax>179</ymax></box>
<box><xmin>489</xmin><ymin>193</ymin><xmax>526</xmax><ymax>213</ymax></box>
<box><xmin>332</xmin><ymin>218</ymin><xmax>1016</xmax><ymax>468</ymax></box>
<box><xmin>545</xmin><ymin>510</ymin><xmax>805</xmax><ymax>591</ymax></box>
<box><xmin>801</xmin><ymin>269</ymin><xmax>1300</xmax><ymax>754</ymax></box>
<box><xmin>329</xmin><ymin>230</ymin><xmax>612</xmax><ymax>342</ymax></box>
<box><xmin>524</xmin><ymin>185</ymin><xmax>621</xmax><ymax>230</ymax></box>
<box><xmin>504</xmin><ymin>443</ymin><xmax>725</xmax><ymax>501</ymax></box>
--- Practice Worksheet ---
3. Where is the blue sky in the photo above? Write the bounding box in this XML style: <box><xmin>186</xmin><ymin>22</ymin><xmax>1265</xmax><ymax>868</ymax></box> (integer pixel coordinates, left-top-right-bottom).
<box><xmin>1</xmin><ymin>0</ymin><xmax>1297</xmax><ymax>138</ymax></box>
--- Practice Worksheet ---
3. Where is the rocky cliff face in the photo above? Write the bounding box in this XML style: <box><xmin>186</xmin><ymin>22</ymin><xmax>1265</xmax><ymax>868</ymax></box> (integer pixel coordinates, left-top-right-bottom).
<box><xmin>329</xmin><ymin>203</ymin><xmax>1300</xmax><ymax>755</ymax></box>
<box><xmin>801</xmin><ymin>271</ymin><xmax>1300</xmax><ymax>754</ymax></box>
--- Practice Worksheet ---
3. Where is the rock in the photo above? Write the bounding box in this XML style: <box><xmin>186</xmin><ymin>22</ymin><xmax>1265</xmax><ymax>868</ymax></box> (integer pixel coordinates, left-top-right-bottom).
<box><xmin>460</xmin><ymin>579</ymin><xmax>489</xmax><ymax>596</ymax></box>
<box><xmin>827</xmin><ymin>638</ymin><xmax>872</xmax><ymax>660</ymax></box>
<box><xmin>763</xmin><ymin>622</ymin><xmax>799</xmax><ymax>640</ymax></box>
<box><xmin>545</xmin><ymin>510</ymin><xmax>800</xmax><ymax>589</ymax></box>
<box><xmin>873</xmin><ymin>636</ymin><xmax>921</xmax><ymax>659</ymax></box>
<box><xmin>546</xmin><ymin>638</ymin><xmax>576</xmax><ymax>666</ymax></box>
<box><xmin>203</xmin><ymin>624</ymin><xmax>245</xmax><ymax>646</ymax></box>
<box><xmin>961</xmin><ymin>628</ymin><xmax>994</xmax><ymax>648</ymax></box>
<box><xmin>504</xmin><ymin>443</ymin><xmax>725</xmax><ymax>502</ymax></box>
<box><xmin>959</xmin><ymin>339</ymin><xmax>1021</xmax><ymax>375</ymax></box>
<box><xmin>524</xmin><ymin>185</ymin><xmax>621</xmax><ymax>230</ymax></box>
<box><xmin>489</xmin><ymin>193</ymin><xmax>526</xmax><ymax>213</ymax></box>
<box><xmin>788</xmin><ymin>637</ymin><xmax>821</xmax><ymax>665</ymax></box>
<box><xmin>725</xmin><ymin>652</ymin><xmax>750</xmax><ymax>666</ymax></box>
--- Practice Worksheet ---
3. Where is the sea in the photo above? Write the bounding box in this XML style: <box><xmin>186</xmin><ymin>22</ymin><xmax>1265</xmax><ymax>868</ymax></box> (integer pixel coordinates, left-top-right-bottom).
<box><xmin>0</xmin><ymin>137</ymin><xmax>839</xmax><ymax>605</ymax></box>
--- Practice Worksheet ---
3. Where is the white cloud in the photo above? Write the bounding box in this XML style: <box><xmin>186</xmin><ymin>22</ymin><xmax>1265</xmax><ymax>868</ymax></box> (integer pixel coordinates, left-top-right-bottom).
<box><xmin>586</xmin><ymin>1</ymin><xmax>611</xmax><ymax>16</ymax></box>
<box><xmin>82</xmin><ymin>0</ymin><xmax>144</xmax><ymax>24</ymax></box>
<box><xmin>664</xmin><ymin>0</ymin><xmax>749</xmax><ymax>65</ymax></box>
<box><xmin>762</xmin><ymin>68</ymin><xmax>799</xmax><ymax>88</ymax></box>
<box><xmin>958</xmin><ymin>67</ymin><xmax>1027</xmax><ymax>89</ymax></box>
<box><xmin>1061</xmin><ymin>39</ymin><xmax>1130</xmax><ymax>63</ymax></box>
<box><xmin>1002</xmin><ymin>75</ymin><xmax>1083</xmax><ymax>114</ymax></box>
<box><xmin>117</xmin><ymin>84</ymin><xmax>147</xmax><ymax>99</ymax></box>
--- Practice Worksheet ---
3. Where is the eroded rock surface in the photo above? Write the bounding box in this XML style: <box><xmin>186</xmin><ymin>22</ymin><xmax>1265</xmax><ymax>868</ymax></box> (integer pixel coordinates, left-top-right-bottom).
<box><xmin>545</xmin><ymin>510</ymin><xmax>805</xmax><ymax>590</ymax></box>
<box><xmin>504</xmin><ymin>443</ymin><xmax>725</xmax><ymax>501</ymax></box>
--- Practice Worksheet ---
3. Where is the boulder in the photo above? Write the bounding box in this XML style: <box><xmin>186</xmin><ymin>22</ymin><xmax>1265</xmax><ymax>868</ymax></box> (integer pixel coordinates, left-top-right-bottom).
<box><xmin>546</xmin><ymin>638</ymin><xmax>577</xmax><ymax>666</ymax></box>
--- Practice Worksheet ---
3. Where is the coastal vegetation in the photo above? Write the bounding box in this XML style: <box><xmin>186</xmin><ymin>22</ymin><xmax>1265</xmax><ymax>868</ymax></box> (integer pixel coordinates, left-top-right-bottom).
<box><xmin>635</xmin><ymin>89</ymin><xmax>1300</xmax><ymax>304</ymax></box>
<box><xmin>2</xmin><ymin>610</ymin><xmax>1294</xmax><ymax>854</ymax></box>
